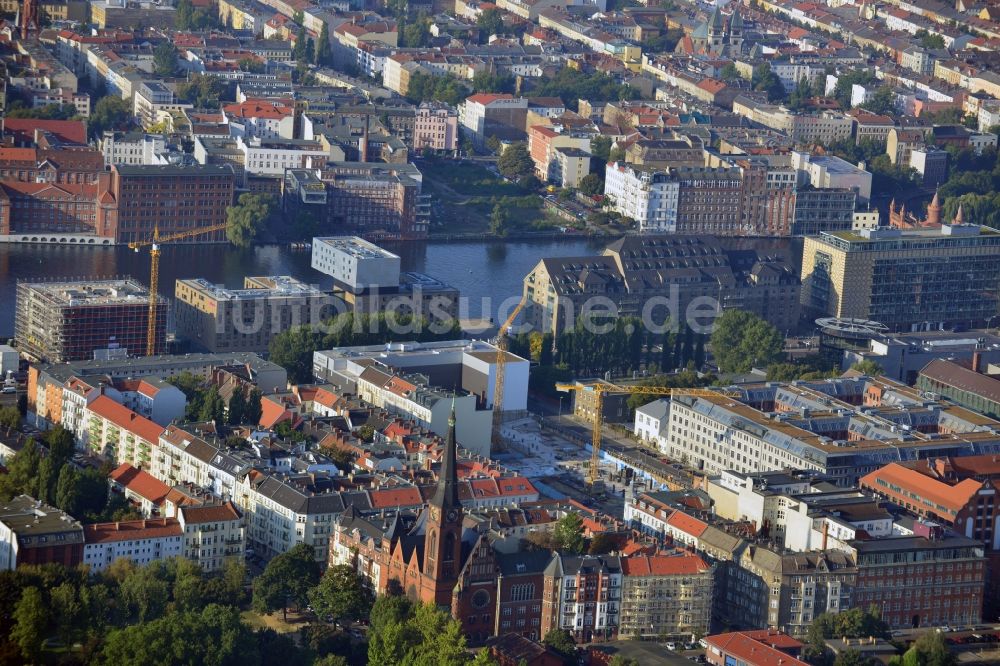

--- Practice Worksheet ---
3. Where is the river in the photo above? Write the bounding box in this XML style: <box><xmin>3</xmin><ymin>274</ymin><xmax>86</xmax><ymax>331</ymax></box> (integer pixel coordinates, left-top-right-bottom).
<box><xmin>0</xmin><ymin>236</ymin><xmax>800</xmax><ymax>339</ymax></box>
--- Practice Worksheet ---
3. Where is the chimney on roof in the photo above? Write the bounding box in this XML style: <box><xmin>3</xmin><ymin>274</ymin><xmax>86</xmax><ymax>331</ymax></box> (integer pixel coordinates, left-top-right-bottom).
<box><xmin>973</xmin><ymin>351</ymin><xmax>983</xmax><ymax>374</ymax></box>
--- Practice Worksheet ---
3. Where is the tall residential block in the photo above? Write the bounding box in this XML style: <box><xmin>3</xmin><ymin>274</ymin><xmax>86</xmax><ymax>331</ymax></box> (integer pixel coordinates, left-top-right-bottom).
<box><xmin>15</xmin><ymin>279</ymin><xmax>165</xmax><ymax>362</ymax></box>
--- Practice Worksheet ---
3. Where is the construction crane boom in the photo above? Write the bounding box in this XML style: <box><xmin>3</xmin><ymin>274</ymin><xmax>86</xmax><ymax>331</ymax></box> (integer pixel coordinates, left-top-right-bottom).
<box><xmin>129</xmin><ymin>223</ymin><xmax>229</xmax><ymax>357</ymax></box>
<box><xmin>555</xmin><ymin>382</ymin><xmax>741</xmax><ymax>489</ymax></box>
<box><xmin>490</xmin><ymin>296</ymin><xmax>527</xmax><ymax>452</ymax></box>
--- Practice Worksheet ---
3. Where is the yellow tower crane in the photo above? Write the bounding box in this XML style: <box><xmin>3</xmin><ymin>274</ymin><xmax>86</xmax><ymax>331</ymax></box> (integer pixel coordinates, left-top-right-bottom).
<box><xmin>129</xmin><ymin>223</ymin><xmax>229</xmax><ymax>356</ymax></box>
<box><xmin>555</xmin><ymin>382</ymin><xmax>741</xmax><ymax>490</ymax></box>
<box><xmin>490</xmin><ymin>295</ymin><xmax>527</xmax><ymax>452</ymax></box>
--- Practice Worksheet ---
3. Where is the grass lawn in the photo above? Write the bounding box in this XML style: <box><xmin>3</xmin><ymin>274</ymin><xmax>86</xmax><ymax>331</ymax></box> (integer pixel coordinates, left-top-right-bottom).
<box><xmin>242</xmin><ymin>609</ymin><xmax>310</xmax><ymax>634</ymax></box>
<box><xmin>419</xmin><ymin>160</ymin><xmax>528</xmax><ymax>198</ymax></box>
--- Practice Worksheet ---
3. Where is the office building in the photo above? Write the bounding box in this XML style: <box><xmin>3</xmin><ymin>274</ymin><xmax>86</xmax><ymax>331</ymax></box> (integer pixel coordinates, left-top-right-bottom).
<box><xmin>174</xmin><ymin>276</ymin><xmax>331</xmax><ymax>353</ymax></box>
<box><xmin>0</xmin><ymin>495</ymin><xmax>85</xmax><ymax>570</ymax></box>
<box><xmin>844</xmin><ymin>330</ymin><xmax>1000</xmax><ymax>384</ymax></box>
<box><xmin>311</xmin><ymin>237</ymin><xmax>458</xmax><ymax>323</ymax></box>
<box><xmin>524</xmin><ymin>235</ymin><xmax>801</xmax><ymax>336</ymax></box>
<box><xmin>111</xmin><ymin>164</ymin><xmax>235</xmax><ymax>245</ymax></box>
<box><xmin>15</xmin><ymin>279</ymin><xmax>165</xmax><ymax>362</ymax></box>
<box><xmin>791</xmin><ymin>189</ymin><xmax>857</xmax><ymax>236</ymax></box>
<box><xmin>910</xmin><ymin>147</ymin><xmax>949</xmax><ymax>186</ymax></box>
<box><xmin>801</xmin><ymin>225</ymin><xmax>1000</xmax><ymax>330</ymax></box>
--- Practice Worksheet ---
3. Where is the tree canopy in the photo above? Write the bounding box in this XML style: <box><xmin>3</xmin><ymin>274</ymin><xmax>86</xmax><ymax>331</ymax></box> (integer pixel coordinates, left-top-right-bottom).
<box><xmin>528</xmin><ymin>67</ymin><xmax>637</xmax><ymax>110</ymax></box>
<box><xmin>226</xmin><ymin>193</ymin><xmax>275</xmax><ymax>248</ymax></box>
<box><xmin>710</xmin><ymin>309</ymin><xmax>784</xmax><ymax>374</ymax></box>
<box><xmin>153</xmin><ymin>41</ymin><xmax>180</xmax><ymax>77</ymax></box>
<box><xmin>497</xmin><ymin>142</ymin><xmax>534</xmax><ymax>180</ymax></box>
<box><xmin>252</xmin><ymin>543</ymin><xmax>321</xmax><ymax>621</ymax></box>
<box><xmin>308</xmin><ymin>565</ymin><xmax>373</xmax><ymax>627</ymax></box>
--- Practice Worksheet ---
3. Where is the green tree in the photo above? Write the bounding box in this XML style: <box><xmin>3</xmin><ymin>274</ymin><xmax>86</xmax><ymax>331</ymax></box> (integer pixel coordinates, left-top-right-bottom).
<box><xmin>720</xmin><ymin>62</ymin><xmax>741</xmax><ymax>81</ymax></box>
<box><xmin>4</xmin><ymin>101</ymin><xmax>78</xmax><ymax>120</ymax></box>
<box><xmin>529</xmin><ymin>66</ymin><xmax>636</xmax><ymax>109</ymax></box>
<box><xmin>176</xmin><ymin>73</ymin><xmax>225</xmax><ymax>108</ymax></box>
<box><xmin>119</xmin><ymin>565</ymin><xmax>170</xmax><ymax>622</ymax></box>
<box><xmin>490</xmin><ymin>204</ymin><xmax>509</xmax><ymax>236</ymax></box>
<box><xmin>851</xmin><ymin>360</ymin><xmax>883</xmax><ymax>376</ymax></box>
<box><xmin>293</xmin><ymin>22</ymin><xmax>309</xmax><ymax>64</ymax></box>
<box><xmin>497</xmin><ymin>142</ymin><xmax>534</xmax><ymax>180</ymax></box>
<box><xmin>710</xmin><ymin>309</ymin><xmax>784</xmax><ymax>374</ymax></box>
<box><xmin>807</xmin><ymin>606</ymin><xmax>889</xmax><ymax>659</ymax></box>
<box><xmin>245</xmin><ymin>388</ymin><xmax>263</xmax><ymax>425</ymax></box>
<box><xmin>609</xmin><ymin>656</ymin><xmax>641</xmax><ymax>666</ymax></box>
<box><xmin>0</xmin><ymin>437</ymin><xmax>40</xmax><ymax>500</ymax></box>
<box><xmin>472</xmin><ymin>70</ymin><xmax>515</xmax><ymax>94</ymax></box>
<box><xmin>543</xmin><ymin>628</ymin><xmax>576</xmax><ymax>665</ymax></box>
<box><xmin>252</xmin><ymin>543</ymin><xmax>321</xmax><ymax>621</ymax></box>
<box><xmin>403</xmin><ymin>17</ymin><xmax>432</xmax><ymax>48</ymax></box>
<box><xmin>477</xmin><ymin>7</ymin><xmax>505</xmax><ymax>38</ymax></box>
<box><xmin>308</xmin><ymin>564</ymin><xmax>373</xmax><ymax>627</ymax></box>
<box><xmin>316</xmin><ymin>21</ymin><xmax>332</xmax><ymax>65</ymax></box>
<box><xmin>862</xmin><ymin>86</ymin><xmax>896</xmax><ymax>116</ymax></box>
<box><xmin>832</xmin><ymin>69</ymin><xmax>878</xmax><ymax>109</ymax></box>
<box><xmin>269</xmin><ymin>325</ymin><xmax>322</xmax><ymax>384</ymax></box>
<box><xmin>54</xmin><ymin>465</ymin><xmax>80</xmax><ymax>514</ymax></box>
<box><xmin>88</xmin><ymin>95</ymin><xmax>132</xmax><ymax>138</ymax></box>
<box><xmin>11</xmin><ymin>586</ymin><xmax>48</xmax><ymax>662</ymax></box>
<box><xmin>197</xmin><ymin>386</ymin><xmax>225</xmax><ymax>424</ymax></box>
<box><xmin>0</xmin><ymin>406</ymin><xmax>19</xmax><ymax>430</ymax></box>
<box><xmin>226</xmin><ymin>192</ymin><xmax>274</xmax><ymax>248</ymax></box>
<box><xmin>578</xmin><ymin>172</ymin><xmax>603</xmax><ymax>196</ymax></box>
<box><xmin>553</xmin><ymin>512</ymin><xmax>585</xmax><ymax>554</ymax></box>
<box><xmin>50</xmin><ymin>581</ymin><xmax>84</xmax><ymax>647</ymax></box>
<box><xmin>752</xmin><ymin>63</ymin><xmax>785</xmax><ymax>102</ymax></box>
<box><xmin>917</xmin><ymin>30</ymin><xmax>946</xmax><ymax>49</ymax></box>
<box><xmin>588</xmin><ymin>532</ymin><xmax>616</xmax><ymax>554</ymax></box>
<box><xmin>591</xmin><ymin>135</ymin><xmax>612</xmax><ymax>164</ymax></box>
<box><xmin>835</xmin><ymin>651</ymin><xmax>878</xmax><ymax>666</ymax></box>
<box><xmin>227</xmin><ymin>388</ymin><xmax>246</xmax><ymax>426</ymax></box>
<box><xmin>153</xmin><ymin>41</ymin><xmax>179</xmax><ymax>77</ymax></box>
<box><xmin>100</xmin><ymin>604</ymin><xmax>259</xmax><ymax>665</ymax></box>
<box><xmin>896</xmin><ymin>632</ymin><xmax>955</xmax><ymax>666</ymax></box>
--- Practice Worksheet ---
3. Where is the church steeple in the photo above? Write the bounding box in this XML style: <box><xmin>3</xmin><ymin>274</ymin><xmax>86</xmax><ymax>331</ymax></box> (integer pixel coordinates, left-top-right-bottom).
<box><xmin>421</xmin><ymin>400</ymin><xmax>464</xmax><ymax>607</ymax></box>
<box><xmin>927</xmin><ymin>189</ymin><xmax>941</xmax><ymax>225</ymax></box>
<box><xmin>430</xmin><ymin>403</ymin><xmax>460</xmax><ymax>511</ymax></box>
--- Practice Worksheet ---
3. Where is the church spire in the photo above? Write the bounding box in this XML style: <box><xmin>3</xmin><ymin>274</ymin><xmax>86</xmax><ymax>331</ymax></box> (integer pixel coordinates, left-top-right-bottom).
<box><xmin>927</xmin><ymin>189</ymin><xmax>941</xmax><ymax>225</ymax></box>
<box><xmin>430</xmin><ymin>401</ymin><xmax>459</xmax><ymax>510</ymax></box>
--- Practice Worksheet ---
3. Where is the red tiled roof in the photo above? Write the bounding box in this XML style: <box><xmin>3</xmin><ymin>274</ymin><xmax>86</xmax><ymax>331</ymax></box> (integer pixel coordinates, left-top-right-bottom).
<box><xmin>705</xmin><ymin>631</ymin><xmax>808</xmax><ymax>666</ymax></box>
<box><xmin>109</xmin><ymin>463</ymin><xmax>170</xmax><ymax>504</ymax></box>
<box><xmin>3</xmin><ymin>119</ymin><xmax>87</xmax><ymax>145</ymax></box>
<box><xmin>180</xmin><ymin>501</ymin><xmax>241</xmax><ymax>524</ymax></box>
<box><xmin>666</xmin><ymin>510</ymin><xmax>708</xmax><ymax>537</ymax></box>
<box><xmin>621</xmin><ymin>553</ymin><xmax>710</xmax><ymax>576</ymax></box>
<box><xmin>223</xmin><ymin>100</ymin><xmax>292</xmax><ymax>119</ymax></box>
<box><xmin>466</xmin><ymin>93</ymin><xmax>514</xmax><ymax>105</ymax></box>
<box><xmin>84</xmin><ymin>518</ymin><xmax>182</xmax><ymax>544</ymax></box>
<box><xmin>369</xmin><ymin>487</ymin><xmax>424</xmax><ymax>509</ymax></box>
<box><xmin>860</xmin><ymin>463</ymin><xmax>982</xmax><ymax>515</ymax></box>
<box><xmin>88</xmin><ymin>395</ymin><xmax>164</xmax><ymax>444</ymax></box>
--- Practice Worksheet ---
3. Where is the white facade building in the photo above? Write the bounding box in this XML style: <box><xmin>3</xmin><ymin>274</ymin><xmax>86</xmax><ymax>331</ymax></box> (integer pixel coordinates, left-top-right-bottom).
<box><xmin>603</xmin><ymin>162</ymin><xmax>679</xmax><ymax>232</ymax></box>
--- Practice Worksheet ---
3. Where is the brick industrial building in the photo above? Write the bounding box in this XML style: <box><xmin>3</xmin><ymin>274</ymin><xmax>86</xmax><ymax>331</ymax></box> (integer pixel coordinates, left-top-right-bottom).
<box><xmin>15</xmin><ymin>278</ymin><xmax>166</xmax><ymax>361</ymax></box>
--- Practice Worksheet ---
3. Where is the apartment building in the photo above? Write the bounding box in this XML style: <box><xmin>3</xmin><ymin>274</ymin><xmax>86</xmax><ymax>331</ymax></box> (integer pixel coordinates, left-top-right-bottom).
<box><xmin>101</xmin><ymin>131</ymin><xmax>167</xmax><ymax>166</ymax></box>
<box><xmin>540</xmin><ymin>554</ymin><xmax>622</xmax><ymax>643</ymax></box>
<box><xmin>84</xmin><ymin>395</ymin><xmax>164</xmax><ymax>467</ymax></box>
<box><xmin>15</xmin><ymin>279</ymin><xmax>166</xmax><ymax>362</ymax></box>
<box><xmin>0</xmin><ymin>496</ymin><xmax>85</xmax><ymax>570</ymax></box>
<box><xmin>177</xmin><ymin>502</ymin><xmax>245</xmax><ymax>572</ymax></box>
<box><xmin>318</xmin><ymin>163</ymin><xmax>429</xmax><ymax>239</ymax></box>
<box><xmin>153</xmin><ymin>426</ymin><xmax>251</xmax><ymax>500</ymax></box>
<box><xmin>528</xmin><ymin>125</ymin><xmax>591</xmax><ymax>182</ymax></box>
<box><xmin>618</xmin><ymin>554</ymin><xmax>714</xmax><ymax>640</ymax></box>
<box><xmin>414</xmin><ymin>103</ymin><xmax>458</xmax><ymax>152</ymax></box>
<box><xmin>460</xmin><ymin>94</ymin><xmax>528</xmax><ymax>148</ymax></box>
<box><xmin>523</xmin><ymin>235</ymin><xmax>801</xmax><ymax>336</ymax></box>
<box><xmin>223</xmin><ymin>100</ymin><xmax>295</xmax><ymax>140</ymax></box>
<box><xmin>111</xmin><ymin>164</ymin><xmax>235</xmax><ymax>245</ymax></box>
<box><xmin>800</xmin><ymin>225</ymin><xmax>1000</xmax><ymax>330</ymax></box>
<box><xmin>174</xmin><ymin>276</ymin><xmax>331</xmax><ymax>353</ymax></box>
<box><xmin>851</xmin><ymin>530</ymin><xmax>985</xmax><ymax>628</ymax></box>
<box><xmin>603</xmin><ymin>162</ymin><xmax>680</xmax><ymax>233</ymax></box>
<box><xmin>83</xmin><ymin>518</ymin><xmax>183</xmax><ymax>573</ymax></box>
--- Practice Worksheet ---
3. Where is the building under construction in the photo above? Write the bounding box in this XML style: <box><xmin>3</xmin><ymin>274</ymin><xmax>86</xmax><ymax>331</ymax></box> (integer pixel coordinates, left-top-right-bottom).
<box><xmin>15</xmin><ymin>278</ymin><xmax>165</xmax><ymax>362</ymax></box>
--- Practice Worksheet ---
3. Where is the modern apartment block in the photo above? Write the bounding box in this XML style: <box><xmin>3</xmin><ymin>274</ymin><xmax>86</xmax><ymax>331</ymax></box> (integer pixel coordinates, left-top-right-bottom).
<box><xmin>801</xmin><ymin>225</ymin><xmax>1000</xmax><ymax>330</ymax></box>
<box><xmin>523</xmin><ymin>235</ymin><xmax>801</xmax><ymax>336</ymax></box>
<box><xmin>317</xmin><ymin>163</ymin><xmax>430</xmax><ymax>239</ymax></box>
<box><xmin>174</xmin><ymin>276</ymin><xmax>331</xmax><ymax>353</ymax></box>
<box><xmin>110</xmin><ymin>164</ymin><xmax>235</xmax><ymax>245</ymax></box>
<box><xmin>311</xmin><ymin>236</ymin><xmax>458</xmax><ymax>323</ymax></box>
<box><xmin>15</xmin><ymin>278</ymin><xmax>166</xmax><ymax>362</ymax></box>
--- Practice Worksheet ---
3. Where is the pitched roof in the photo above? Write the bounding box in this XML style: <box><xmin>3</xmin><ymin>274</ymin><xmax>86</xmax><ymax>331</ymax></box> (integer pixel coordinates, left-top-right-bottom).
<box><xmin>666</xmin><ymin>509</ymin><xmax>708</xmax><ymax>537</ymax></box>
<box><xmin>705</xmin><ymin>631</ymin><xmax>809</xmax><ymax>666</ymax></box>
<box><xmin>860</xmin><ymin>462</ymin><xmax>982</xmax><ymax>515</ymax></box>
<box><xmin>84</xmin><ymin>518</ymin><xmax>182</xmax><ymax>544</ymax></box>
<box><xmin>621</xmin><ymin>553</ymin><xmax>711</xmax><ymax>576</ymax></box>
<box><xmin>466</xmin><ymin>93</ymin><xmax>514</xmax><ymax>105</ymax></box>
<box><xmin>3</xmin><ymin>119</ymin><xmax>87</xmax><ymax>145</ymax></box>
<box><xmin>88</xmin><ymin>395</ymin><xmax>164</xmax><ymax>444</ymax></box>
<box><xmin>179</xmin><ymin>501</ymin><xmax>241</xmax><ymax>524</ymax></box>
<box><xmin>109</xmin><ymin>463</ymin><xmax>170</xmax><ymax>504</ymax></box>
<box><xmin>920</xmin><ymin>358</ymin><xmax>1000</xmax><ymax>405</ymax></box>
